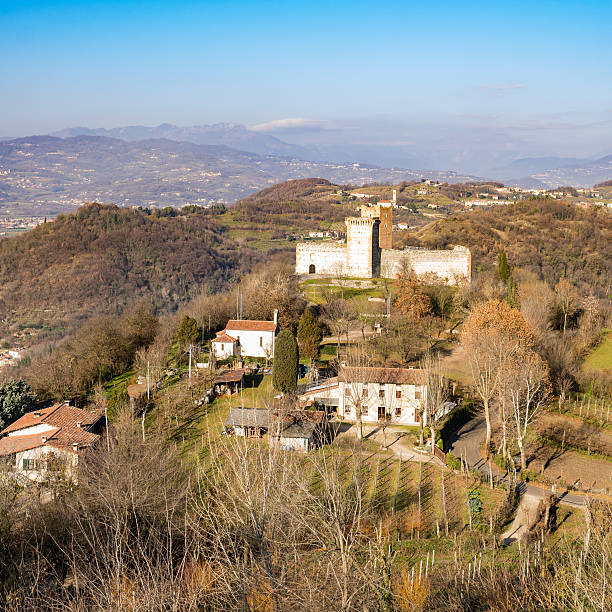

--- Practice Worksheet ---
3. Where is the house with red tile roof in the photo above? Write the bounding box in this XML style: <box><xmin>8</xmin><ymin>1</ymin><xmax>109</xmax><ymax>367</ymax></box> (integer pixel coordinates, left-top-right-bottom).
<box><xmin>212</xmin><ymin>310</ymin><xmax>279</xmax><ymax>360</ymax></box>
<box><xmin>0</xmin><ymin>402</ymin><xmax>104</xmax><ymax>482</ymax></box>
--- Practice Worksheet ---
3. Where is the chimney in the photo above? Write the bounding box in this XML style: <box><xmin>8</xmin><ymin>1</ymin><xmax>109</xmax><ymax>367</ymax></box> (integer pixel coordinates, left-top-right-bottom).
<box><xmin>72</xmin><ymin>442</ymin><xmax>79</xmax><ymax>452</ymax></box>
<box><xmin>42</xmin><ymin>436</ymin><xmax>47</xmax><ymax>443</ymax></box>
<box><xmin>33</xmin><ymin>411</ymin><xmax>41</xmax><ymax>417</ymax></box>
<box><xmin>76</xmin><ymin>421</ymin><xmax>83</xmax><ymax>428</ymax></box>
<box><xmin>273</xmin><ymin>309</ymin><xmax>278</xmax><ymax>325</ymax></box>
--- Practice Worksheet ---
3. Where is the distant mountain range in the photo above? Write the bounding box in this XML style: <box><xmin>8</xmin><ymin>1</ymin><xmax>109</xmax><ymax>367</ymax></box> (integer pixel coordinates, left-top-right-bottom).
<box><xmin>0</xmin><ymin>135</ymin><xmax>477</xmax><ymax>210</ymax></box>
<box><xmin>487</xmin><ymin>155</ymin><xmax>612</xmax><ymax>187</ymax></box>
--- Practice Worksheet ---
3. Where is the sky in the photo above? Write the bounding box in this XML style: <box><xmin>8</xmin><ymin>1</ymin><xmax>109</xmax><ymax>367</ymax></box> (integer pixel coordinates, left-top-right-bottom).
<box><xmin>2</xmin><ymin>0</ymin><xmax>612</xmax><ymax>169</ymax></box>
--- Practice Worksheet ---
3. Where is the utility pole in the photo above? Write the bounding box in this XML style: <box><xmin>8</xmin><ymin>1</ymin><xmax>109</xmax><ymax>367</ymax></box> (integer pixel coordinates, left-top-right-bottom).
<box><xmin>146</xmin><ymin>361</ymin><xmax>150</xmax><ymax>402</ymax></box>
<box><xmin>188</xmin><ymin>344</ymin><xmax>192</xmax><ymax>387</ymax></box>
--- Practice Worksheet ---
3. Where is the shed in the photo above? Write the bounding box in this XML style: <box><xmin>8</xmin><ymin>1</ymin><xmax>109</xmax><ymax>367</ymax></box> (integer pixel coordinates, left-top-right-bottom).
<box><xmin>214</xmin><ymin>369</ymin><xmax>245</xmax><ymax>395</ymax></box>
<box><xmin>224</xmin><ymin>407</ymin><xmax>270</xmax><ymax>438</ymax></box>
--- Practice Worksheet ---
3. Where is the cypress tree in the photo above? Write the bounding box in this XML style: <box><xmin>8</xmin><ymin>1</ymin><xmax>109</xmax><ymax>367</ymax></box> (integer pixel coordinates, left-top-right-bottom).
<box><xmin>273</xmin><ymin>329</ymin><xmax>299</xmax><ymax>393</ymax></box>
<box><xmin>497</xmin><ymin>249</ymin><xmax>510</xmax><ymax>283</ymax></box>
<box><xmin>297</xmin><ymin>308</ymin><xmax>322</xmax><ymax>363</ymax></box>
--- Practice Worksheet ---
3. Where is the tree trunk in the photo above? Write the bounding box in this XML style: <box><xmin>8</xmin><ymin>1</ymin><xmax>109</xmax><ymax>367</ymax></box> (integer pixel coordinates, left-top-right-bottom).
<box><xmin>517</xmin><ymin>435</ymin><xmax>526</xmax><ymax>470</ymax></box>
<box><xmin>483</xmin><ymin>397</ymin><xmax>492</xmax><ymax>454</ymax></box>
<box><xmin>355</xmin><ymin>404</ymin><xmax>363</xmax><ymax>441</ymax></box>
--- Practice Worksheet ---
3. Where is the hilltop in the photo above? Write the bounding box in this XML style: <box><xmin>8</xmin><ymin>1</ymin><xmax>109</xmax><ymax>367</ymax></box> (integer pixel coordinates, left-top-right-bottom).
<box><xmin>0</xmin><ymin>203</ymin><xmax>260</xmax><ymax>343</ymax></box>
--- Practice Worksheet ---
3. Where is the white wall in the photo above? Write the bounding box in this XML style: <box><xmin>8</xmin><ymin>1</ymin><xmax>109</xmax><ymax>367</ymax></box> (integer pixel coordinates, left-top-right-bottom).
<box><xmin>212</xmin><ymin>341</ymin><xmax>236</xmax><ymax>359</ymax></box>
<box><xmin>15</xmin><ymin>446</ymin><xmax>77</xmax><ymax>482</ymax></box>
<box><xmin>231</xmin><ymin>329</ymin><xmax>275</xmax><ymax>358</ymax></box>
<box><xmin>7</xmin><ymin>423</ymin><xmax>56</xmax><ymax>437</ymax></box>
<box><xmin>337</xmin><ymin>381</ymin><xmax>426</xmax><ymax>426</ymax></box>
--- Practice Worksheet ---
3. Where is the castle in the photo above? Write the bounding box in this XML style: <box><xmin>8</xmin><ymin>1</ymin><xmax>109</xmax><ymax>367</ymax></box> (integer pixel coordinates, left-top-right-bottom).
<box><xmin>295</xmin><ymin>191</ymin><xmax>471</xmax><ymax>285</ymax></box>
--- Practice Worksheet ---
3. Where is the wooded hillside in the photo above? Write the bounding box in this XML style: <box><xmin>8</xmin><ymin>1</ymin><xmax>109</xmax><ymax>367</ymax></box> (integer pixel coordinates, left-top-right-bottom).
<box><xmin>0</xmin><ymin>203</ymin><xmax>259</xmax><ymax>341</ymax></box>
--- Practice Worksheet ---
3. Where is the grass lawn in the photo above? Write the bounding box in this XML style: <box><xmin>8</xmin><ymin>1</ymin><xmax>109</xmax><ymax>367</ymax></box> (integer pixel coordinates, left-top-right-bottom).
<box><xmin>583</xmin><ymin>329</ymin><xmax>612</xmax><ymax>371</ymax></box>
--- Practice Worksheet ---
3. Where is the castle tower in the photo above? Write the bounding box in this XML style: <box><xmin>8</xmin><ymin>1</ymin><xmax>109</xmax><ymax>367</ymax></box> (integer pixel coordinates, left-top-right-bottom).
<box><xmin>360</xmin><ymin>203</ymin><xmax>392</xmax><ymax>250</ymax></box>
<box><xmin>345</xmin><ymin>217</ymin><xmax>380</xmax><ymax>278</ymax></box>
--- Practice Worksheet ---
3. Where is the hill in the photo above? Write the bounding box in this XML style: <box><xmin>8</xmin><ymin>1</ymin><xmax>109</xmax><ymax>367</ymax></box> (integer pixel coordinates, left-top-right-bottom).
<box><xmin>398</xmin><ymin>199</ymin><xmax>612</xmax><ymax>297</ymax></box>
<box><xmin>0</xmin><ymin>203</ymin><xmax>259</xmax><ymax>343</ymax></box>
<box><xmin>0</xmin><ymin>135</ymin><xmax>479</xmax><ymax>214</ymax></box>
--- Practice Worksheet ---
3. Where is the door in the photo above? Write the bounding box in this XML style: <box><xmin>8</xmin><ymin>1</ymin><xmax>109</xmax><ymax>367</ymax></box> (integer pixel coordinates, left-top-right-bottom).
<box><xmin>378</xmin><ymin>406</ymin><xmax>385</xmax><ymax>421</ymax></box>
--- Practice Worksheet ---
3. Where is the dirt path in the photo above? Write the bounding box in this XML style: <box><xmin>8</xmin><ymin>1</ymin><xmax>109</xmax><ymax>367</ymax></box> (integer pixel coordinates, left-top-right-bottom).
<box><xmin>500</xmin><ymin>490</ymin><xmax>541</xmax><ymax>544</ymax></box>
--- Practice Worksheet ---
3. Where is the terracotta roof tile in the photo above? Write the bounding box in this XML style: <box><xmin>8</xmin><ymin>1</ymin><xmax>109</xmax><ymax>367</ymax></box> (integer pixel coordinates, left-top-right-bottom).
<box><xmin>339</xmin><ymin>366</ymin><xmax>426</xmax><ymax>385</ymax></box>
<box><xmin>1</xmin><ymin>404</ymin><xmax>63</xmax><ymax>434</ymax></box>
<box><xmin>226</xmin><ymin>320</ymin><xmax>277</xmax><ymax>332</ymax></box>
<box><xmin>212</xmin><ymin>332</ymin><xmax>237</xmax><ymax>343</ymax></box>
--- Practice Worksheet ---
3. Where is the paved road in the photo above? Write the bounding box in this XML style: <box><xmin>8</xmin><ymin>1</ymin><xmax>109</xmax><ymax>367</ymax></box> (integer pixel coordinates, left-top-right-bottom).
<box><xmin>448</xmin><ymin>415</ymin><xmax>587</xmax><ymax>508</ymax></box>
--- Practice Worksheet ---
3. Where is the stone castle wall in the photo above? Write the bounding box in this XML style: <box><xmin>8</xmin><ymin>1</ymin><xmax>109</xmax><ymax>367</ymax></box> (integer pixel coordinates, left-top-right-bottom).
<box><xmin>380</xmin><ymin>246</ymin><xmax>471</xmax><ymax>285</ymax></box>
<box><xmin>295</xmin><ymin>242</ymin><xmax>347</xmax><ymax>276</ymax></box>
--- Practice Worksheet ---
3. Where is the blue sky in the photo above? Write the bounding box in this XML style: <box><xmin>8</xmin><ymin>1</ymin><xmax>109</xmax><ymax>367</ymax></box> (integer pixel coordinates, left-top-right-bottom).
<box><xmin>2</xmin><ymin>1</ymin><xmax>612</xmax><ymax>166</ymax></box>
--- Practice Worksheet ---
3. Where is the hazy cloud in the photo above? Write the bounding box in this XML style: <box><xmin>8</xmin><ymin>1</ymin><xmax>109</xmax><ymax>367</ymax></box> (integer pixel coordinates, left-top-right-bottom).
<box><xmin>483</xmin><ymin>83</ymin><xmax>525</xmax><ymax>91</ymax></box>
<box><xmin>249</xmin><ymin>118</ymin><xmax>335</xmax><ymax>132</ymax></box>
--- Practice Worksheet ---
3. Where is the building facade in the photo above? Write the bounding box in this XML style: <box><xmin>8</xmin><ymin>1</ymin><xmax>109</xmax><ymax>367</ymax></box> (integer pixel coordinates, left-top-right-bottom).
<box><xmin>212</xmin><ymin>310</ymin><xmax>279</xmax><ymax>359</ymax></box>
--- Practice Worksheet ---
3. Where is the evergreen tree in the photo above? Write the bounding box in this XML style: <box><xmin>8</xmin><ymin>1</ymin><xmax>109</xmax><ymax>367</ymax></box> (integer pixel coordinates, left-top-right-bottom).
<box><xmin>497</xmin><ymin>249</ymin><xmax>510</xmax><ymax>283</ymax></box>
<box><xmin>273</xmin><ymin>330</ymin><xmax>299</xmax><ymax>393</ymax></box>
<box><xmin>0</xmin><ymin>379</ymin><xmax>36</xmax><ymax>430</ymax></box>
<box><xmin>297</xmin><ymin>308</ymin><xmax>322</xmax><ymax>363</ymax></box>
<box><xmin>176</xmin><ymin>316</ymin><xmax>200</xmax><ymax>348</ymax></box>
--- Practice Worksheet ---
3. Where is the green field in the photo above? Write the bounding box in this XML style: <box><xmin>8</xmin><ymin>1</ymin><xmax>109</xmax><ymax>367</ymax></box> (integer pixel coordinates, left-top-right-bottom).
<box><xmin>583</xmin><ymin>329</ymin><xmax>612</xmax><ymax>371</ymax></box>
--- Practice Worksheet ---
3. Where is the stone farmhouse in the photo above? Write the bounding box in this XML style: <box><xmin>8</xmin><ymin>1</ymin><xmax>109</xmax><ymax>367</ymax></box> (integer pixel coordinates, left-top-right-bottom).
<box><xmin>0</xmin><ymin>403</ymin><xmax>104</xmax><ymax>482</ymax></box>
<box><xmin>295</xmin><ymin>193</ymin><xmax>471</xmax><ymax>285</ymax></box>
<box><xmin>299</xmin><ymin>366</ymin><xmax>429</xmax><ymax>426</ymax></box>
<box><xmin>212</xmin><ymin>310</ymin><xmax>279</xmax><ymax>359</ymax></box>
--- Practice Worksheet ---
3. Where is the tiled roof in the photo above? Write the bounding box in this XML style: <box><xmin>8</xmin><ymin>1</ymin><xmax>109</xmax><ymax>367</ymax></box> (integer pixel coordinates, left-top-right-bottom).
<box><xmin>226</xmin><ymin>319</ymin><xmax>277</xmax><ymax>332</ymax></box>
<box><xmin>1</xmin><ymin>404</ymin><xmax>63</xmax><ymax>434</ymax></box>
<box><xmin>339</xmin><ymin>366</ymin><xmax>426</xmax><ymax>385</ymax></box>
<box><xmin>0</xmin><ymin>432</ymin><xmax>57</xmax><ymax>455</ymax></box>
<box><xmin>212</xmin><ymin>332</ymin><xmax>237</xmax><ymax>343</ymax></box>
<box><xmin>0</xmin><ymin>404</ymin><xmax>103</xmax><ymax>456</ymax></box>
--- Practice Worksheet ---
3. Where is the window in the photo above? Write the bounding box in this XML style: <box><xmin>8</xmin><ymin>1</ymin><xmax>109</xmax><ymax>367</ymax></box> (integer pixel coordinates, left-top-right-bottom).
<box><xmin>379</xmin><ymin>388</ymin><xmax>385</xmax><ymax>399</ymax></box>
<box><xmin>415</xmin><ymin>389</ymin><xmax>422</xmax><ymax>400</ymax></box>
<box><xmin>361</xmin><ymin>405</ymin><xmax>369</xmax><ymax>415</ymax></box>
<box><xmin>344</xmin><ymin>388</ymin><xmax>350</xmax><ymax>396</ymax></box>
<box><xmin>362</xmin><ymin>387</ymin><xmax>368</xmax><ymax>398</ymax></box>
<box><xmin>396</xmin><ymin>389</ymin><xmax>402</xmax><ymax>399</ymax></box>
<box><xmin>259</xmin><ymin>336</ymin><xmax>263</xmax><ymax>347</ymax></box>
<box><xmin>22</xmin><ymin>458</ymin><xmax>38</xmax><ymax>471</ymax></box>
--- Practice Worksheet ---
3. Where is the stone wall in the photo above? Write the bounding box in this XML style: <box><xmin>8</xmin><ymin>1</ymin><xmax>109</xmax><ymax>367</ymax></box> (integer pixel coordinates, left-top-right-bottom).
<box><xmin>345</xmin><ymin>217</ymin><xmax>378</xmax><ymax>278</ymax></box>
<box><xmin>295</xmin><ymin>242</ymin><xmax>347</xmax><ymax>276</ymax></box>
<box><xmin>380</xmin><ymin>246</ymin><xmax>471</xmax><ymax>284</ymax></box>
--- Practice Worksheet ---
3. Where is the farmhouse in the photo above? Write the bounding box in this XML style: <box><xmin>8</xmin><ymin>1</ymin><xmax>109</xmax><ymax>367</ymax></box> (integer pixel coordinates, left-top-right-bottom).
<box><xmin>295</xmin><ymin>192</ymin><xmax>471</xmax><ymax>285</ymax></box>
<box><xmin>0</xmin><ymin>403</ymin><xmax>104</xmax><ymax>482</ymax></box>
<box><xmin>212</xmin><ymin>310</ymin><xmax>279</xmax><ymax>359</ymax></box>
<box><xmin>299</xmin><ymin>367</ymin><xmax>429</xmax><ymax>426</ymax></box>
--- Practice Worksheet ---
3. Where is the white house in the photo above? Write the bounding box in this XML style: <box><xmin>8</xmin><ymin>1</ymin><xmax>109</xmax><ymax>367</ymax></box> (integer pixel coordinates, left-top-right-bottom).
<box><xmin>212</xmin><ymin>310</ymin><xmax>279</xmax><ymax>360</ymax></box>
<box><xmin>337</xmin><ymin>366</ymin><xmax>427</xmax><ymax>425</ymax></box>
<box><xmin>0</xmin><ymin>403</ymin><xmax>104</xmax><ymax>482</ymax></box>
<box><xmin>299</xmin><ymin>366</ymin><xmax>428</xmax><ymax>426</ymax></box>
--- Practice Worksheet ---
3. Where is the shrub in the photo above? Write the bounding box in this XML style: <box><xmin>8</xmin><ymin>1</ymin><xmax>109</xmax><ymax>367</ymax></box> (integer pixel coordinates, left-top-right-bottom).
<box><xmin>446</xmin><ymin>453</ymin><xmax>461</xmax><ymax>471</ymax></box>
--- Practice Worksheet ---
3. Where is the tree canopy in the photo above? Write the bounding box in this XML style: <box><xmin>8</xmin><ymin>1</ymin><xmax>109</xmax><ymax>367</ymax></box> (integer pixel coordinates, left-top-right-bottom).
<box><xmin>0</xmin><ymin>379</ymin><xmax>36</xmax><ymax>430</ymax></box>
<box><xmin>297</xmin><ymin>308</ymin><xmax>322</xmax><ymax>362</ymax></box>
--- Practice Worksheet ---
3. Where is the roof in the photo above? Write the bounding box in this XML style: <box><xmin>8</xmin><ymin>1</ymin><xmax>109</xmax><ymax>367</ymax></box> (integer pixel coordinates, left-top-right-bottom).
<box><xmin>1</xmin><ymin>404</ymin><xmax>61</xmax><ymax>434</ymax></box>
<box><xmin>0</xmin><ymin>403</ymin><xmax>103</xmax><ymax>456</ymax></box>
<box><xmin>212</xmin><ymin>332</ymin><xmax>237</xmax><ymax>343</ymax></box>
<box><xmin>215</xmin><ymin>369</ymin><xmax>246</xmax><ymax>384</ymax></box>
<box><xmin>225</xmin><ymin>319</ymin><xmax>277</xmax><ymax>332</ymax></box>
<box><xmin>279</xmin><ymin>421</ymin><xmax>317</xmax><ymax>439</ymax></box>
<box><xmin>225</xmin><ymin>408</ymin><xmax>270</xmax><ymax>428</ymax></box>
<box><xmin>339</xmin><ymin>366</ymin><xmax>426</xmax><ymax>385</ymax></box>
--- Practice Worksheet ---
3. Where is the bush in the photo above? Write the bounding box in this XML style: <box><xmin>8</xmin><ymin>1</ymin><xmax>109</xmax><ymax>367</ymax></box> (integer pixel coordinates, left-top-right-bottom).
<box><xmin>446</xmin><ymin>453</ymin><xmax>461</xmax><ymax>471</ymax></box>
